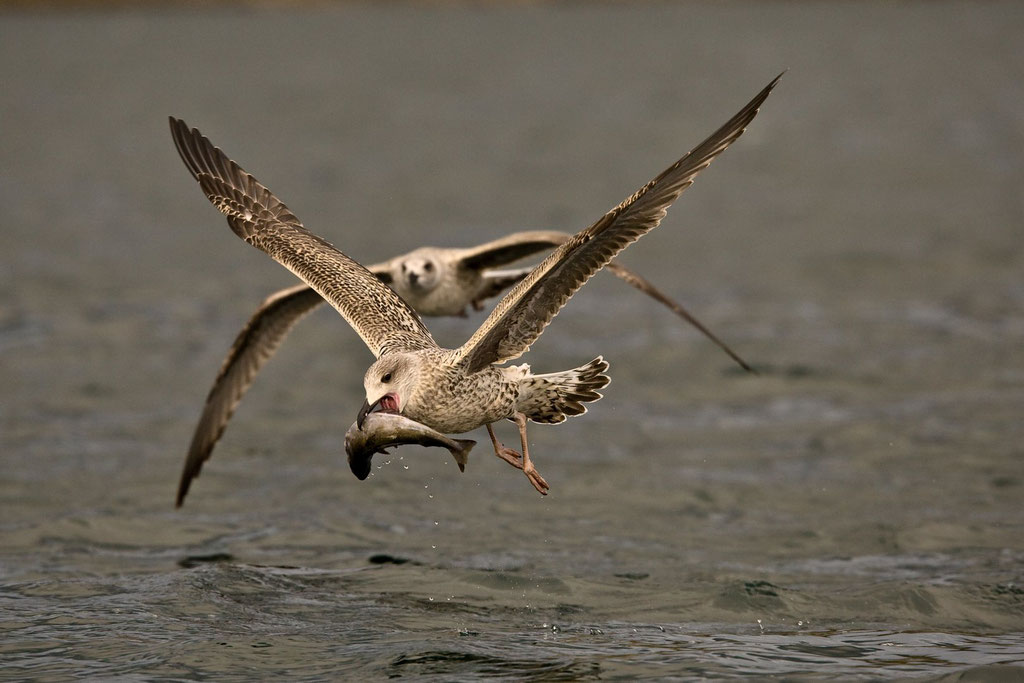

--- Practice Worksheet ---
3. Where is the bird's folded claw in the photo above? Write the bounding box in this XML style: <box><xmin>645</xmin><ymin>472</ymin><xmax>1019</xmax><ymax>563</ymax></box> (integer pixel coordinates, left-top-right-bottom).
<box><xmin>495</xmin><ymin>446</ymin><xmax>524</xmax><ymax>470</ymax></box>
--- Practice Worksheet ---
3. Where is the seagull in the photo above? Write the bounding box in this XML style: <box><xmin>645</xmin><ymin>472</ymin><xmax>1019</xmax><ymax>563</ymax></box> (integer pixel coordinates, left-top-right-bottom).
<box><xmin>369</xmin><ymin>230</ymin><xmax>570</xmax><ymax>317</ymax></box>
<box><xmin>175</xmin><ymin>231</ymin><xmax>753</xmax><ymax>506</ymax></box>
<box><xmin>169</xmin><ymin>73</ymin><xmax>780</xmax><ymax>499</ymax></box>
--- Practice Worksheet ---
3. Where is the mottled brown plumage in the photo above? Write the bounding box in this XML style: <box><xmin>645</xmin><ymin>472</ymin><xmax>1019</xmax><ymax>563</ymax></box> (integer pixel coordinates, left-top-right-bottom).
<box><xmin>170</xmin><ymin>72</ymin><xmax>780</xmax><ymax>500</ymax></box>
<box><xmin>171</xmin><ymin>116</ymin><xmax>435</xmax><ymax>359</ymax></box>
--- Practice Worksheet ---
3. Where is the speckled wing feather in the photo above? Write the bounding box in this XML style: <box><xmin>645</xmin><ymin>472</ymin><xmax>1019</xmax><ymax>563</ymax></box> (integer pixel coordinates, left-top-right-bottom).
<box><xmin>456</xmin><ymin>230</ymin><xmax>573</xmax><ymax>270</ymax></box>
<box><xmin>176</xmin><ymin>284</ymin><xmax>325</xmax><ymax>507</ymax></box>
<box><xmin>169</xmin><ymin>117</ymin><xmax>436</xmax><ymax>358</ymax></box>
<box><xmin>454</xmin><ymin>74</ymin><xmax>781</xmax><ymax>373</ymax></box>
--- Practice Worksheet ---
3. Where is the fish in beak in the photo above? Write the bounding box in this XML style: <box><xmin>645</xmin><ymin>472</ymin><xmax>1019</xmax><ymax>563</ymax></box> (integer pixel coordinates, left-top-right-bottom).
<box><xmin>356</xmin><ymin>392</ymin><xmax>400</xmax><ymax>429</ymax></box>
<box><xmin>345</xmin><ymin>411</ymin><xmax>475</xmax><ymax>480</ymax></box>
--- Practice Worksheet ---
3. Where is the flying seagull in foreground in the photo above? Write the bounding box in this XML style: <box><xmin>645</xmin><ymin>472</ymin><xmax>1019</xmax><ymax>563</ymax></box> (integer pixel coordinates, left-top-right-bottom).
<box><xmin>169</xmin><ymin>73</ymin><xmax>781</xmax><ymax>498</ymax></box>
<box><xmin>176</xmin><ymin>231</ymin><xmax>752</xmax><ymax>507</ymax></box>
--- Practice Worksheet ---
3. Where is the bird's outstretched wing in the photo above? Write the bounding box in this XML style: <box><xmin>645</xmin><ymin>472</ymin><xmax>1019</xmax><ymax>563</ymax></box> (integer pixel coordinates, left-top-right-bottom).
<box><xmin>454</xmin><ymin>230</ymin><xmax>575</xmax><ymax>270</ymax></box>
<box><xmin>169</xmin><ymin>117</ymin><xmax>437</xmax><ymax>358</ymax></box>
<box><xmin>453</xmin><ymin>74</ymin><xmax>781</xmax><ymax>373</ymax></box>
<box><xmin>176</xmin><ymin>284</ymin><xmax>324</xmax><ymax>507</ymax></box>
<box><xmin>466</xmin><ymin>234</ymin><xmax>756</xmax><ymax>372</ymax></box>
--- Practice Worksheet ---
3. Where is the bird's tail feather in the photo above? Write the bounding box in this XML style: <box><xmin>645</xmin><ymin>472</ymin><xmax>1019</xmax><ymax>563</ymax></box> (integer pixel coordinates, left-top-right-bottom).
<box><xmin>517</xmin><ymin>357</ymin><xmax>610</xmax><ymax>424</ymax></box>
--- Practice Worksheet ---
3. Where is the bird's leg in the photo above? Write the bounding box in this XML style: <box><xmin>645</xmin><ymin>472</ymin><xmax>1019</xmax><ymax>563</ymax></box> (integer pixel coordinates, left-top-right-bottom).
<box><xmin>487</xmin><ymin>423</ymin><xmax>523</xmax><ymax>470</ymax></box>
<box><xmin>513</xmin><ymin>412</ymin><xmax>548</xmax><ymax>495</ymax></box>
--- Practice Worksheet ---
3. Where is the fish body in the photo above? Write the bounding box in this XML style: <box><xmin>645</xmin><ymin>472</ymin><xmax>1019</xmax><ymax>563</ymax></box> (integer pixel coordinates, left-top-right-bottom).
<box><xmin>345</xmin><ymin>412</ymin><xmax>475</xmax><ymax>480</ymax></box>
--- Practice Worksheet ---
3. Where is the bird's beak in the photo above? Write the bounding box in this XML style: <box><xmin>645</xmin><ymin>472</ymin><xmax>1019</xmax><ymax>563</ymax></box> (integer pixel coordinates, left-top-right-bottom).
<box><xmin>357</xmin><ymin>396</ymin><xmax>381</xmax><ymax>430</ymax></box>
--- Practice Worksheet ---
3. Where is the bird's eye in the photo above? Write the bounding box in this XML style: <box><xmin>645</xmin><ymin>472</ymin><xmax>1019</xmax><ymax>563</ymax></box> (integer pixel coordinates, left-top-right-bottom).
<box><xmin>401</xmin><ymin>263</ymin><xmax>408</xmax><ymax>272</ymax></box>
<box><xmin>424</xmin><ymin>262</ymin><xmax>434</xmax><ymax>272</ymax></box>
<box><xmin>382</xmin><ymin>372</ymin><xmax>392</xmax><ymax>383</ymax></box>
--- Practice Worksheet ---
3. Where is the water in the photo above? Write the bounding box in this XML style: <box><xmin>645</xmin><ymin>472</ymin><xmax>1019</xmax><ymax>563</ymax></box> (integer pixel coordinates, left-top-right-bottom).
<box><xmin>2</xmin><ymin>3</ymin><xmax>1024</xmax><ymax>679</ymax></box>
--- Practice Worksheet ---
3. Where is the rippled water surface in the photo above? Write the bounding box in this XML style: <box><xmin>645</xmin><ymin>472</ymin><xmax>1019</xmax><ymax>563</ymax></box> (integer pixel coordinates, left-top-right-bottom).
<box><xmin>2</xmin><ymin>3</ymin><xmax>1024</xmax><ymax>679</ymax></box>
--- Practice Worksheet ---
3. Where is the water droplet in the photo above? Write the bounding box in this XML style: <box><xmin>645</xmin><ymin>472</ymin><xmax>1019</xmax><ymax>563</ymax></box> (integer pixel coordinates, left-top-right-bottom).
<box><xmin>428</xmin><ymin>494</ymin><xmax>434</xmax><ymax>499</ymax></box>
<box><xmin>431</xmin><ymin>545</ymin><xmax>436</xmax><ymax>549</ymax></box>
<box><xmin>434</xmin><ymin>521</ymin><xmax>439</xmax><ymax>526</ymax></box>
<box><xmin>403</xmin><ymin>465</ymin><xmax>409</xmax><ymax>470</ymax></box>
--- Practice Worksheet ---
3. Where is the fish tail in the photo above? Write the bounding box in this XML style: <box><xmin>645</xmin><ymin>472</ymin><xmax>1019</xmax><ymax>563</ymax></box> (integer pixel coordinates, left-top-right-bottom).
<box><xmin>452</xmin><ymin>439</ymin><xmax>475</xmax><ymax>472</ymax></box>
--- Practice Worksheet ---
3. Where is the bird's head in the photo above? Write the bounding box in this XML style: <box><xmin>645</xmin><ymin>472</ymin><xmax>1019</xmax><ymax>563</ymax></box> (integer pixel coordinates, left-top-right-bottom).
<box><xmin>398</xmin><ymin>254</ymin><xmax>442</xmax><ymax>292</ymax></box>
<box><xmin>358</xmin><ymin>353</ymin><xmax>421</xmax><ymax>429</ymax></box>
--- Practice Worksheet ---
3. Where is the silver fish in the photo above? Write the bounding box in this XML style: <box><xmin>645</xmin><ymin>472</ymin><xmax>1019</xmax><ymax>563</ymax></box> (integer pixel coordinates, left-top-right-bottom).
<box><xmin>345</xmin><ymin>412</ymin><xmax>475</xmax><ymax>480</ymax></box>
